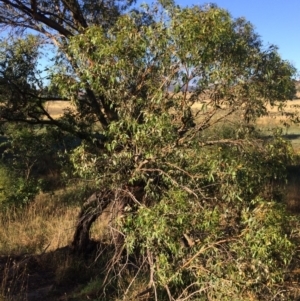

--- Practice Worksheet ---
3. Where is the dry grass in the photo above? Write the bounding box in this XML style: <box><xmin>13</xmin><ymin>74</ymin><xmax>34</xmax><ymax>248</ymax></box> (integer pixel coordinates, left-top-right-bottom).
<box><xmin>45</xmin><ymin>91</ymin><xmax>300</xmax><ymax>125</ymax></box>
<box><xmin>0</xmin><ymin>184</ymin><xmax>113</xmax><ymax>256</ymax></box>
<box><xmin>0</xmin><ymin>190</ymin><xmax>80</xmax><ymax>299</ymax></box>
<box><xmin>44</xmin><ymin>101</ymin><xmax>75</xmax><ymax>119</ymax></box>
<box><xmin>257</xmin><ymin>98</ymin><xmax>300</xmax><ymax>125</ymax></box>
<box><xmin>0</xmin><ymin>258</ymin><xmax>28</xmax><ymax>301</ymax></box>
<box><xmin>0</xmin><ymin>184</ymin><xmax>124</xmax><ymax>300</ymax></box>
<box><xmin>0</xmin><ymin>192</ymin><xmax>80</xmax><ymax>255</ymax></box>
<box><xmin>256</xmin><ymin>99</ymin><xmax>300</xmax><ymax>150</ymax></box>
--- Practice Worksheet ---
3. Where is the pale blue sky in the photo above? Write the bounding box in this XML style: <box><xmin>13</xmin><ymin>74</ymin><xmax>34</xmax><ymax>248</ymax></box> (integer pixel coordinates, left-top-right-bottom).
<box><xmin>174</xmin><ymin>0</ymin><xmax>300</xmax><ymax>77</ymax></box>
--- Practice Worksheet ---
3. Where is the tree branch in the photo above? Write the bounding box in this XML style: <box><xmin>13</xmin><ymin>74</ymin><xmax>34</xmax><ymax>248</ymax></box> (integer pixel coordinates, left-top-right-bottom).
<box><xmin>62</xmin><ymin>0</ymin><xmax>88</xmax><ymax>29</ymax></box>
<box><xmin>1</xmin><ymin>0</ymin><xmax>74</xmax><ymax>37</ymax></box>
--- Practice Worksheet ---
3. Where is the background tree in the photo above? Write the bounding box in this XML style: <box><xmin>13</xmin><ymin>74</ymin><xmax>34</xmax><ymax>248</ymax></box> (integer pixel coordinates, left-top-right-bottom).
<box><xmin>0</xmin><ymin>1</ymin><xmax>299</xmax><ymax>300</ymax></box>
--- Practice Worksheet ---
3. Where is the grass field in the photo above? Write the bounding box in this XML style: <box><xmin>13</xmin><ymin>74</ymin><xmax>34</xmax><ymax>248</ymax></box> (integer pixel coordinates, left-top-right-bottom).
<box><xmin>257</xmin><ymin>97</ymin><xmax>300</xmax><ymax>150</ymax></box>
<box><xmin>45</xmin><ymin>101</ymin><xmax>75</xmax><ymax>119</ymax></box>
<box><xmin>45</xmin><ymin>92</ymin><xmax>300</xmax><ymax>150</ymax></box>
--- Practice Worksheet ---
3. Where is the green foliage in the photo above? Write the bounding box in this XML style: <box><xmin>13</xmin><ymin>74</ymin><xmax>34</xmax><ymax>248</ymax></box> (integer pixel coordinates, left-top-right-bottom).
<box><xmin>55</xmin><ymin>5</ymin><xmax>298</xmax><ymax>299</ymax></box>
<box><xmin>3</xmin><ymin>178</ymin><xmax>41</xmax><ymax>208</ymax></box>
<box><xmin>0</xmin><ymin>123</ymin><xmax>80</xmax><ymax>207</ymax></box>
<box><xmin>0</xmin><ymin>164</ymin><xmax>13</xmax><ymax>204</ymax></box>
<box><xmin>0</xmin><ymin>163</ymin><xmax>40</xmax><ymax>208</ymax></box>
<box><xmin>121</xmin><ymin>138</ymin><xmax>295</xmax><ymax>300</ymax></box>
<box><xmin>0</xmin><ymin>36</ymin><xmax>45</xmax><ymax>121</ymax></box>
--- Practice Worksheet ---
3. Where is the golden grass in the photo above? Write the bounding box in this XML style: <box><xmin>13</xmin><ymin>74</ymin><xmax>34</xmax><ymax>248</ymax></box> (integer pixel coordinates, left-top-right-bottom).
<box><xmin>0</xmin><ymin>192</ymin><xmax>79</xmax><ymax>255</ymax></box>
<box><xmin>45</xmin><ymin>91</ymin><xmax>300</xmax><ymax>122</ymax></box>
<box><xmin>44</xmin><ymin>101</ymin><xmax>75</xmax><ymax>119</ymax></box>
<box><xmin>0</xmin><ymin>185</ymin><xmax>112</xmax><ymax>256</ymax></box>
<box><xmin>257</xmin><ymin>98</ymin><xmax>300</xmax><ymax>126</ymax></box>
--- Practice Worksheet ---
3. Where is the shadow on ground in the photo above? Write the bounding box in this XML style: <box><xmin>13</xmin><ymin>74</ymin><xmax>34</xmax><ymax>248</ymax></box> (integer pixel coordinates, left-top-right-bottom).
<box><xmin>0</xmin><ymin>245</ymin><xmax>104</xmax><ymax>301</ymax></box>
<box><xmin>286</xmin><ymin>165</ymin><xmax>300</xmax><ymax>213</ymax></box>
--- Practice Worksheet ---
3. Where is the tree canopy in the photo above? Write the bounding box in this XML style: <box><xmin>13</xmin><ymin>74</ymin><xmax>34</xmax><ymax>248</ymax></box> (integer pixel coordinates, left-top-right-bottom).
<box><xmin>0</xmin><ymin>1</ymin><xmax>299</xmax><ymax>300</ymax></box>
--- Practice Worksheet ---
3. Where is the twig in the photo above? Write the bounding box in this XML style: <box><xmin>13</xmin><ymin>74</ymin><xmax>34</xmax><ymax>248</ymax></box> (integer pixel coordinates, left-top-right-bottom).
<box><xmin>174</xmin><ymin>282</ymin><xmax>211</xmax><ymax>301</ymax></box>
<box><xmin>167</xmin><ymin>238</ymin><xmax>237</xmax><ymax>284</ymax></box>
<box><xmin>165</xmin><ymin>284</ymin><xmax>174</xmax><ymax>301</ymax></box>
<box><xmin>123</xmin><ymin>257</ymin><xmax>147</xmax><ymax>300</ymax></box>
<box><xmin>140</xmin><ymin>168</ymin><xmax>198</xmax><ymax>198</ymax></box>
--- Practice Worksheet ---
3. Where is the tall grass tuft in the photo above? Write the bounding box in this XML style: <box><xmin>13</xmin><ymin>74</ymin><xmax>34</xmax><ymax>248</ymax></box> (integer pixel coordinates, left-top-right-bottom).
<box><xmin>0</xmin><ymin>190</ymin><xmax>80</xmax><ymax>256</ymax></box>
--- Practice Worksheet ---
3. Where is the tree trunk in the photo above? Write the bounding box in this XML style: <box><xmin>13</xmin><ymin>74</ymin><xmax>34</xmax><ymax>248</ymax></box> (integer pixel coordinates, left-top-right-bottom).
<box><xmin>71</xmin><ymin>185</ymin><xmax>144</xmax><ymax>254</ymax></box>
<box><xmin>71</xmin><ymin>190</ymin><xmax>114</xmax><ymax>253</ymax></box>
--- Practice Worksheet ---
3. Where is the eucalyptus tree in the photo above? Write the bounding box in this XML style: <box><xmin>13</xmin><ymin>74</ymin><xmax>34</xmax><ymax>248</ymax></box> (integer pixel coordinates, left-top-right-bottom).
<box><xmin>0</xmin><ymin>0</ymin><xmax>136</xmax><ymax>36</ymax></box>
<box><xmin>0</xmin><ymin>1</ymin><xmax>299</xmax><ymax>300</ymax></box>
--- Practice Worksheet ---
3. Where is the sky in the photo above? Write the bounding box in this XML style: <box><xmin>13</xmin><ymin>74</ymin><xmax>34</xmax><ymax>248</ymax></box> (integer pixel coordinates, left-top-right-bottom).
<box><xmin>2</xmin><ymin>1</ymin><xmax>298</xmax><ymax>80</ymax></box>
<box><xmin>174</xmin><ymin>0</ymin><xmax>300</xmax><ymax>78</ymax></box>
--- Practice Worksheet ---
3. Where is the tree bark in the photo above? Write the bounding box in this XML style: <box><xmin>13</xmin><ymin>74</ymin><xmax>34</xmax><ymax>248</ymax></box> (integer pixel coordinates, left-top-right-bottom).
<box><xmin>71</xmin><ymin>185</ymin><xmax>145</xmax><ymax>254</ymax></box>
<box><xmin>71</xmin><ymin>190</ymin><xmax>114</xmax><ymax>253</ymax></box>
